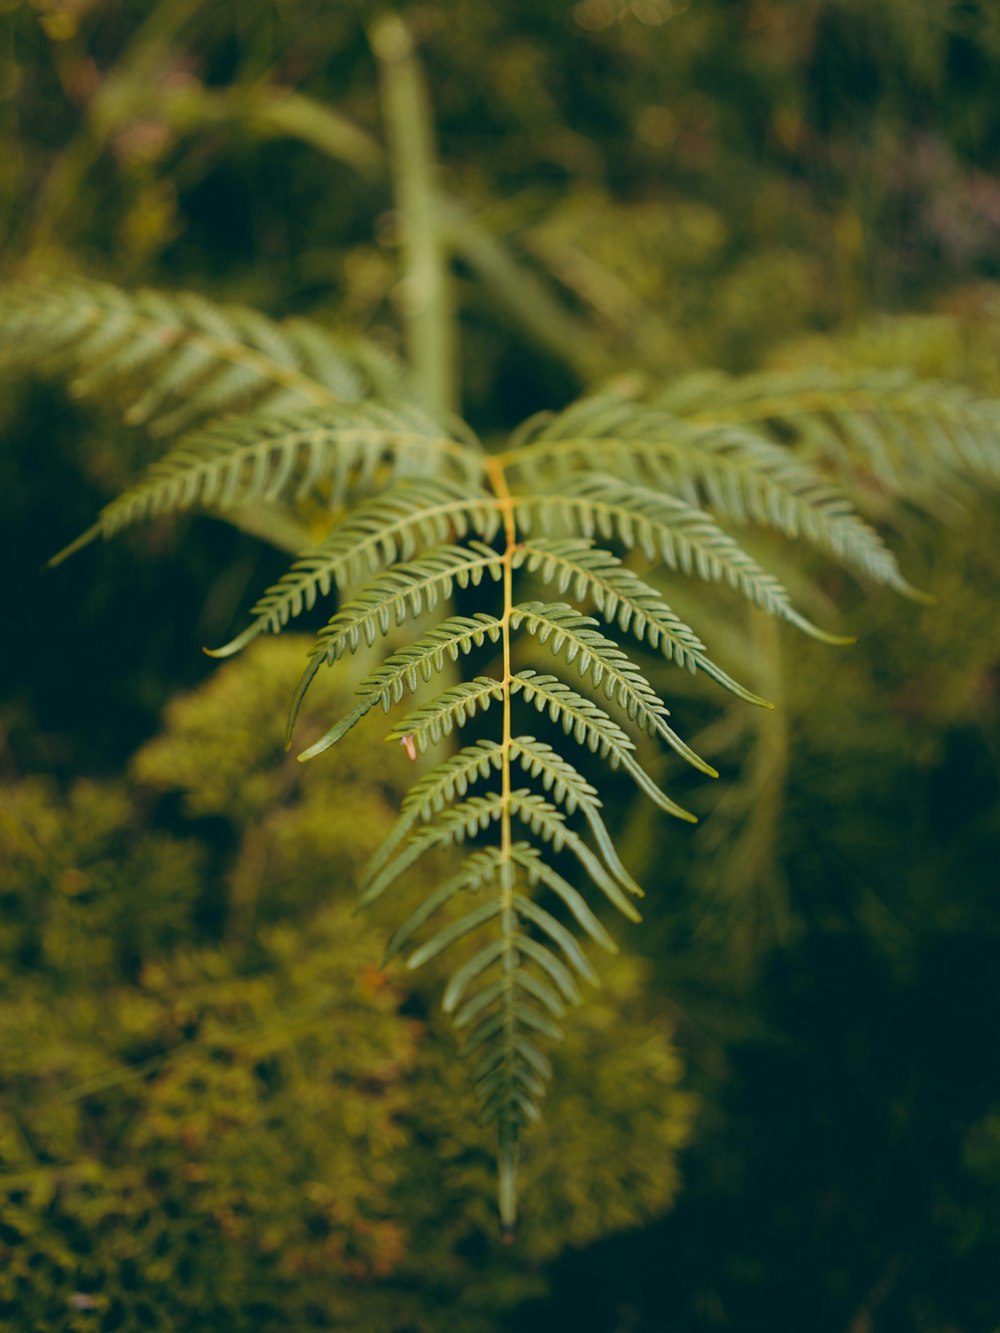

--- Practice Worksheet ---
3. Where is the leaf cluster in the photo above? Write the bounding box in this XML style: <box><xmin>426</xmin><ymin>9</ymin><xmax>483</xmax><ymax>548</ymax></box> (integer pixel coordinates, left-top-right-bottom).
<box><xmin>3</xmin><ymin>276</ymin><xmax>1000</xmax><ymax>1231</ymax></box>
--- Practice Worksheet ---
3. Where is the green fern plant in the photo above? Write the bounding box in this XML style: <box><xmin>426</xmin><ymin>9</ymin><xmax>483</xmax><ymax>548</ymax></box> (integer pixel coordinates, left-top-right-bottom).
<box><xmin>5</xmin><ymin>275</ymin><xmax>1000</xmax><ymax>1235</ymax></box>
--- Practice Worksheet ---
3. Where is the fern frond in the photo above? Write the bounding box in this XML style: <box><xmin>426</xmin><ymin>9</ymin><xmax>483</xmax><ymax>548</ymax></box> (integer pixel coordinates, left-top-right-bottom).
<box><xmin>509</xmin><ymin>734</ymin><xmax>599</xmax><ymax>814</ymax></box>
<box><xmin>365</xmin><ymin>775</ymin><xmax>635</xmax><ymax>998</ymax></box>
<box><xmin>509</xmin><ymin>843</ymin><xmax>618</xmax><ymax>954</ymax></box>
<box><xmin>500</xmin><ymin>398</ymin><xmax>920</xmax><ymax>596</ymax></box>
<box><xmin>53</xmin><ymin>406</ymin><xmax>477</xmax><ymax>566</ymax></box>
<box><xmin>510</xmin><ymin>670</ymin><xmax>694</xmax><ymax>820</ymax></box>
<box><xmin>32</xmin><ymin>271</ymin><xmax>1000</xmax><ymax>1240</ymax></box>
<box><xmin>365</xmin><ymin>725</ymin><xmax>642</xmax><ymax>941</ymax></box>
<box><xmin>211</xmin><ymin>481</ymin><xmax>502</xmax><ymax>655</ymax></box>
<box><xmin>359</xmin><ymin>739</ymin><xmax>505</xmax><ymax>898</ymax></box>
<box><xmin>0</xmin><ymin>276</ymin><xmax>388</xmax><ymax>434</ymax></box>
<box><xmin>515</xmin><ymin>537</ymin><xmax>771</xmax><ymax>705</ymax></box>
<box><xmin>510</xmin><ymin>601</ymin><xmax>717</xmax><ymax>778</ymax></box>
<box><xmin>442</xmin><ymin>938</ymin><xmax>512</xmax><ymax>1013</ymax></box>
<box><xmin>359</xmin><ymin>792</ymin><xmax>506</xmax><ymax>907</ymax></box>
<box><xmin>393</xmin><ymin>830</ymin><xmax>619</xmax><ymax>1207</ymax></box>
<box><xmin>671</xmin><ymin>368</ymin><xmax>1000</xmax><ymax>488</ymax></box>
<box><xmin>506</xmin><ymin>789</ymin><xmax>641</xmax><ymax>918</ymax></box>
<box><xmin>353</xmin><ymin>614</ymin><xmax>504</xmax><ymax>709</ymax></box>
<box><xmin>513</xmin><ymin>474</ymin><xmax>848</xmax><ymax>644</ymax></box>
<box><xmin>509</xmin><ymin>740</ymin><xmax>641</xmax><ymax>910</ymax></box>
<box><xmin>373</xmin><ymin>730</ymin><xmax>640</xmax><ymax>920</ymax></box>
<box><xmin>388</xmin><ymin>678</ymin><xmax>505</xmax><ymax>750</ymax></box>
<box><xmin>382</xmin><ymin>848</ymin><xmax>504</xmax><ymax>963</ymax></box>
<box><xmin>308</xmin><ymin>544</ymin><xmax>503</xmax><ymax>664</ymax></box>
<box><xmin>402</xmin><ymin>741</ymin><xmax>505</xmax><ymax>818</ymax></box>
<box><xmin>406</xmin><ymin>899</ymin><xmax>507</xmax><ymax>969</ymax></box>
<box><xmin>512</xmin><ymin>892</ymin><xmax>599</xmax><ymax>985</ymax></box>
<box><xmin>297</xmin><ymin>614</ymin><xmax>503</xmax><ymax>760</ymax></box>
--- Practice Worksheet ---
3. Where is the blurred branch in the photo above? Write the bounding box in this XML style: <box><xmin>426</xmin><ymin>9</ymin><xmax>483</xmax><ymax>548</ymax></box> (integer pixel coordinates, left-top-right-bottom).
<box><xmin>439</xmin><ymin>198</ymin><xmax>605</xmax><ymax>381</ymax></box>
<box><xmin>250</xmin><ymin>89</ymin><xmax>604</xmax><ymax>378</ymax></box>
<box><xmin>242</xmin><ymin>89</ymin><xmax>384</xmax><ymax>177</ymax></box>
<box><xmin>370</xmin><ymin>15</ymin><xmax>457</xmax><ymax>418</ymax></box>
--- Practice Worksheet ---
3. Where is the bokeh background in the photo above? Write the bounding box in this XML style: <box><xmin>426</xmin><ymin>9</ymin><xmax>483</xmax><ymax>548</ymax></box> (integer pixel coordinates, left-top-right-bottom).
<box><xmin>2</xmin><ymin>2</ymin><xmax>1000</xmax><ymax>1329</ymax></box>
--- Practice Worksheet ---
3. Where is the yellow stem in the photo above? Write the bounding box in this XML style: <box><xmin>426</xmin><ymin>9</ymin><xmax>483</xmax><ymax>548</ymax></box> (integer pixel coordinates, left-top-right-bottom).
<box><xmin>484</xmin><ymin>453</ymin><xmax>520</xmax><ymax>1235</ymax></box>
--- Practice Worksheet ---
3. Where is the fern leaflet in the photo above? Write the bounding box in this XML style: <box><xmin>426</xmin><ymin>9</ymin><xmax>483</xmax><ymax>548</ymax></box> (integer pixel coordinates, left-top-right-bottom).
<box><xmin>211</xmin><ymin>481</ymin><xmax>501</xmax><ymax>656</ymax></box>
<box><xmin>297</xmin><ymin>614</ymin><xmax>503</xmax><ymax>760</ymax></box>
<box><xmin>499</xmin><ymin>397</ymin><xmax>923</xmax><ymax>596</ymax></box>
<box><xmin>515</xmin><ymin>537</ymin><xmax>771</xmax><ymax>704</ymax></box>
<box><xmin>51</xmin><ymin>407</ymin><xmax>477</xmax><ymax>566</ymax></box>
<box><xmin>0</xmin><ymin>277</ymin><xmax>401</xmax><ymax>434</ymax></box>
<box><xmin>510</xmin><ymin>601</ymin><xmax>717</xmax><ymax>778</ymax></box>
<box><xmin>512</xmin><ymin>474</ymin><xmax>850</xmax><ymax>643</ymax></box>
<box><xmin>670</xmin><ymin>367</ymin><xmax>1000</xmax><ymax>488</ymax></box>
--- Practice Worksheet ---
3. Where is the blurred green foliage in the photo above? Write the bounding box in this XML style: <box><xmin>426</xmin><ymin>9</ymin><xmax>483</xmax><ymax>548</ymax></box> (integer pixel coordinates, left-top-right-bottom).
<box><xmin>1</xmin><ymin>0</ymin><xmax>999</xmax><ymax>1328</ymax></box>
<box><xmin>4</xmin><ymin>0</ymin><xmax>1000</xmax><ymax>399</ymax></box>
<box><xmin>0</xmin><ymin>641</ymin><xmax>692</xmax><ymax>1330</ymax></box>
